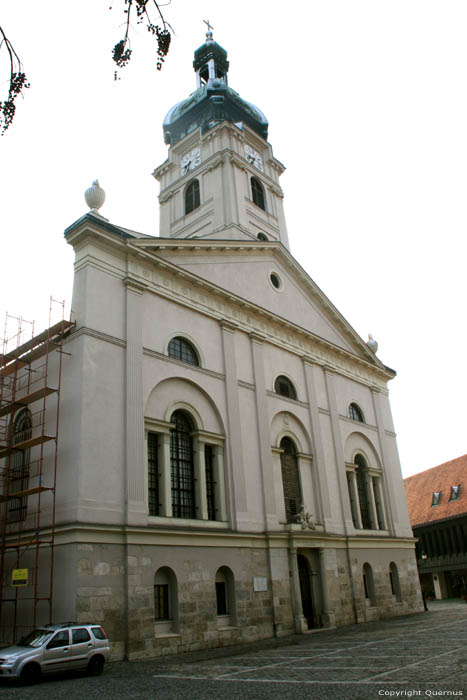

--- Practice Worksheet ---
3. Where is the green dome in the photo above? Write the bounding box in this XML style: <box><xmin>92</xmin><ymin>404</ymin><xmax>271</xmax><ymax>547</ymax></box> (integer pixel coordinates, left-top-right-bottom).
<box><xmin>162</xmin><ymin>38</ymin><xmax>268</xmax><ymax>146</ymax></box>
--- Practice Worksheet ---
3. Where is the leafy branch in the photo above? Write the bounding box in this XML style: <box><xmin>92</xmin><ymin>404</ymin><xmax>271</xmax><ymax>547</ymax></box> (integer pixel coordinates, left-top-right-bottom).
<box><xmin>0</xmin><ymin>25</ymin><xmax>29</xmax><ymax>135</ymax></box>
<box><xmin>111</xmin><ymin>0</ymin><xmax>173</xmax><ymax>74</ymax></box>
<box><xmin>0</xmin><ymin>1</ymin><xmax>173</xmax><ymax>134</ymax></box>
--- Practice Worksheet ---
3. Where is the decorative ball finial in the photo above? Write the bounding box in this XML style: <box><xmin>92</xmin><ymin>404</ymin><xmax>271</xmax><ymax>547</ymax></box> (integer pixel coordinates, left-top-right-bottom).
<box><xmin>367</xmin><ymin>334</ymin><xmax>378</xmax><ymax>353</ymax></box>
<box><xmin>85</xmin><ymin>179</ymin><xmax>105</xmax><ymax>212</ymax></box>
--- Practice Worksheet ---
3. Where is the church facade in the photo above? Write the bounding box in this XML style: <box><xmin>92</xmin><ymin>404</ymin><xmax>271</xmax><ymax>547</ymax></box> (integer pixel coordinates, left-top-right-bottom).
<box><xmin>2</xmin><ymin>33</ymin><xmax>423</xmax><ymax>659</ymax></box>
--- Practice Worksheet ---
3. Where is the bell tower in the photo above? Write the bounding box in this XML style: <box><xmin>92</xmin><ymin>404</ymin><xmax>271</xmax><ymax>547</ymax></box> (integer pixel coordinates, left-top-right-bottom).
<box><xmin>153</xmin><ymin>29</ymin><xmax>290</xmax><ymax>249</ymax></box>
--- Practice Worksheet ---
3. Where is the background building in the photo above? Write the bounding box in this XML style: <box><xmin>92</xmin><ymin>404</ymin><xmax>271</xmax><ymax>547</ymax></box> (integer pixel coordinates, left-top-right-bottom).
<box><xmin>404</xmin><ymin>455</ymin><xmax>467</xmax><ymax>600</ymax></box>
<box><xmin>0</xmin><ymin>33</ymin><xmax>423</xmax><ymax>658</ymax></box>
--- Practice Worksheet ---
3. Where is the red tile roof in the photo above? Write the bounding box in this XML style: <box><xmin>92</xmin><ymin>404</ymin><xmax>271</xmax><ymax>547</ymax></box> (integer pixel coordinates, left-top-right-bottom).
<box><xmin>403</xmin><ymin>455</ymin><xmax>467</xmax><ymax>527</ymax></box>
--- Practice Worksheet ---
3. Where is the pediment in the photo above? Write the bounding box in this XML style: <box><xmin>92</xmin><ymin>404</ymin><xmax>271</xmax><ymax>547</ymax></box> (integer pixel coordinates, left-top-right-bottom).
<box><xmin>130</xmin><ymin>238</ymin><xmax>383</xmax><ymax>368</ymax></box>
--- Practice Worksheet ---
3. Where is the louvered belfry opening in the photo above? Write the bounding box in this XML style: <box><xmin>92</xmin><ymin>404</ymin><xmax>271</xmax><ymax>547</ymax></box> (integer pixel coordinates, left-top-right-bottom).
<box><xmin>280</xmin><ymin>437</ymin><xmax>301</xmax><ymax>523</ymax></box>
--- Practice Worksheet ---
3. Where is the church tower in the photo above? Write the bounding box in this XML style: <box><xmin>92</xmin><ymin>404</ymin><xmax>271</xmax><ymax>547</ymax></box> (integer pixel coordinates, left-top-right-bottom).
<box><xmin>153</xmin><ymin>30</ymin><xmax>290</xmax><ymax>248</ymax></box>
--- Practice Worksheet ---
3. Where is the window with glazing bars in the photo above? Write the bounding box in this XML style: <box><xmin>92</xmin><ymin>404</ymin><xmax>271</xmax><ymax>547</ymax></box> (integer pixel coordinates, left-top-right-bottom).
<box><xmin>355</xmin><ymin>455</ymin><xmax>371</xmax><ymax>529</ymax></box>
<box><xmin>205</xmin><ymin>444</ymin><xmax>216</xmax><ymax>520</ymax></box>
<box><xmin>154</xmin><ymin>584</ymin><xmax>169</xmax><ymax>620</ymax></box>
<box><xmin>170</xmin><ymin>411</ymin><xmax>195</xmax><ymax>518</ymax></box>
<box><xmin>147</xmin><ymin>432</ymin><xmax>160</xmax><ymax>516</ymax></box>
<box><xmin>168</xmin><ymin>337</ymin><xmax>199</xmax><ymax>366</ymax></box>
<box><xmin>8</xmin><ymin>408</ymin><xmax>32</xmax><ymax>523</ymax></box>
<box><xmin>185</xmin><ymin>179</ymin><xmax>200</xmax><ymax>214</ymax></box>
<box><xmin>251</xmin><ymin>177</ymin><xmax>265</xmax><ymax>210</ymax></box>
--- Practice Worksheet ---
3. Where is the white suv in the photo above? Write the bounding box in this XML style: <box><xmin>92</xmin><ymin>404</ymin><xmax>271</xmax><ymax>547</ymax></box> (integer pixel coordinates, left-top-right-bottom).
<box><xmin>0</xmin><ymin>622</ymin><xmax>110</xmax><ymax>683</ymax></box>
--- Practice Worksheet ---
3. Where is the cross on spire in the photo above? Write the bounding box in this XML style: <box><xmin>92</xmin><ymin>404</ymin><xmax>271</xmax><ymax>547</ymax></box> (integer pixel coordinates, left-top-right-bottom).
<box><xmin>203</xmin><ymin>19</ymin><xmax>214</xmax><ymax>40</ymax></box>
<box><xmin>203</xmin><ymin>19</ymin><xmax>214</xmax><ymax>32</ymax></box>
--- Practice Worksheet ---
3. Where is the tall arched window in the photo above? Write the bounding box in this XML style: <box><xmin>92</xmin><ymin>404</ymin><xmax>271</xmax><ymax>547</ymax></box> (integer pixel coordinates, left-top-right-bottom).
<box><xmin>251</xmin><ymin>177</ymin><xmax>265</xmax><ymax>210</ymax></box>
<box><xmin>363</xmin><ymin>562</ymin><xmax>376</xmax><ymax>606</ymax></box>
<box><xmin>274</xmin><ymin>375</ymin><xmax>297</xmax><ymax>400</ymax></box>
<box><xmin>215</xmin><ymin>566</ymin><xmax>236</xmax><ymax>627</ymax></box>
<box><xmin>389</xmin><ymin>562</ymin><xmax>402</xmax><ymax>602</ymax></box>
<box><xmin>280</xmin><ymin>437</ymin><xmax>302</xmax><ymax>522</ymax></box>
<box><xmin>168</xmin><ymin>337</ymin><xmax>199</xmax><ymax>366</ymax></box>
<box><xmin>185</xmin><ymin>179</ymin><xmax>200</xmax><ymax>215</ymax></box>
<box><xmin>8</xmin><ymin>408</ymin><xmax>32</xmax><ymax>523</ymax></box>
<box><xmin>348</xmin><ymin>403</ymin><xmax>364</xmax><ymax>422</ymax></box>
<box><xmin>170</xmin><ymin>411</ymin><xmax>196</xmax><ymax>519</ymax></box>
<box><xmin>154</xmin><ymin>567</ymin><xmax>179</xmax><ymax>635</ymax></box>
<box><xmin>355</xmin><ymin>454</ymin><xmax>371</xmax><ymax>529</ymax></box>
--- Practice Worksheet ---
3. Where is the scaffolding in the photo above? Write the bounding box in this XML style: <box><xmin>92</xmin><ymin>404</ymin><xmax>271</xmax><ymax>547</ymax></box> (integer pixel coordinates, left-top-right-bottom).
<box><xmin>0</xmin><ymin>301</ymin><xmax>74</xmax><ymax>643</ymax></box>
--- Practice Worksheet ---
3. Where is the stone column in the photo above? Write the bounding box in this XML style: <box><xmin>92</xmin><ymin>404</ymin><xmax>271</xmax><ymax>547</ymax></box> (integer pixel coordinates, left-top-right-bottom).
<box><xmin>288</xmin><ymin>538</ymin><xmax>307</xmax><ymax>633</ymax></box>
<box><xmin>157</xmin><ymin>431</ymin><xmax>172</xmax><ymax>517</ymax></box>
<box><xmin>193</xmin><ymin>436</ymin><xmax>208</xmax><ymax>520</ymax></box>
<box><xmin>318</xmin><ymin>549</ymin><xmax>335</xmax><ymax>628</ymax></box>
<box><xmin>364</xmin><ymin>471</ymin><xmax>378</xmax><ymax>530</ymax></box>
<box><xmin>347</xmin><ymin>469</ymin><xmax>362</xmax><ymax>529</ymax></box>
<box><xmin>220</xmin><ymin>321</ymin><xmax>246</xmax><ymax>528</ymax></box>
<box><xmin>250</xmin><ymin>333</ymin><xmax>278</xmax><ymax>530</ymax></box>
<box><xmin>301</xmin><ymin>359</ymin><xmax>332</xmax><ymax>527</ymax></box>
<box><xmin>124</xmin><ymin>280</ymin><xmax>146</xmax><ymax>525</ymax></box>
<box><xmin>213</xmin><ymin>445</ymin><xmax>227</xmax><ymax>522</ymax></box>
<box><xmin>372</xmin><ymin>476</ymin><xmax>387</xmax><ymax>530</ymax></box>
<box><xmin>370</xmin><ymin>387</ymin><xmax>397</xmax><ymax>535</ymax></box>
<box><xmin>323</xmin><ymin>368</ymin><xmax>353</xmax><ymax>533</ymax></box>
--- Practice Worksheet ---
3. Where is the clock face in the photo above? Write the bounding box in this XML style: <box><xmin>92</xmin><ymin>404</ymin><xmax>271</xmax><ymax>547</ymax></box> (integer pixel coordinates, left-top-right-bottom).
<box><xmin>244</xmin><ymin>144</ymin><xmax>264</xmax><ymax>172</ymax></box>
<box><xmin>181</xmin><ymin>147</ymin><xmax>201</xmax><ymax>175</ymax></box>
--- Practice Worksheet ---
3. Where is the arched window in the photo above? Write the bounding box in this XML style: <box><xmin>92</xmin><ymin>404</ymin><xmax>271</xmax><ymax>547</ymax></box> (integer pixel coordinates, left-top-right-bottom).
<box><xmin>215</xmin><ymin>566</ymin><xmax>236</xmax><ymax>627</ymax></box>
<box><xmin>154</xmin><ymin>567</ymin><xmax>179</xmax><ymax>635</ymax></box>
<box><xmin>389</xmin><ymin>562</ymin><xmax>402</xmax><ymax>602</ymax></box>
<box><xmin>8</xmin><ymin>408</ymin><xmax>32</xmax><ymax>523</ymax></box>
<box><xmin>355</xmin><ymin>454</ymin><xmax>371</xmax><ymax>529</ymax></box>
<box><xmin>274</xmin><ymin>375</ymin><xmax>297</xmax><ymax>400</ymax></box>
<box><xmin>170</xmin><ymin>411</ymin><xmax>196</xmax><ymax>519</ymax></box>
<box><xmin>168</xmin><ymin>337</ymin><xmax>199</xmax><ymax>366</ymax></box>
<box><xmin>185</xmin><ymin>179</ymin><xmax>200</xmax><ymax>215</ymax></box>
<box><xmin>280</xmin><ymin>437</ymin><xmax>302</xmax><ymax>522</ymax></box>
<box><xmin>348</xmin><ymin>403</ymin><xmax>364</xmax><ymax>422</ymax></box>
<box><xmin>363</xmin><ymin>562</ymin><xmax>376</xmax><ymax>606</ymax></box>
<box><xmin>251</xmin><ymin>177</ymin><xmax>265</xmax><ymax>210</ymax></box>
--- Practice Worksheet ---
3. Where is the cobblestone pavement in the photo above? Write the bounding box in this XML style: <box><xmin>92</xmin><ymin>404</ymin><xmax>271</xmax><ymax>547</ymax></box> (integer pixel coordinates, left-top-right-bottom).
<box><xmin>1</xmin><ymin>600</ymin><xmax>466</xmax><ymax>700</ymax></box>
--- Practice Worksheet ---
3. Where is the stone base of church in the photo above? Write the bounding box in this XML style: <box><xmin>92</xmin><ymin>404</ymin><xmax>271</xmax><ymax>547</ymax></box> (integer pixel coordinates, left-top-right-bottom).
<box><xmin>0</xmin><ymin>532</ymin><xmax>424</xmax><ymax>658</ymax></box>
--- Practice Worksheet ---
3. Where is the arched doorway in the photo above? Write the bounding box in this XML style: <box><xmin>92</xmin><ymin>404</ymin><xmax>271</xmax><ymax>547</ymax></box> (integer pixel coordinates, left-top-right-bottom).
<box><xmin>297</xmin><ymin>554</ymin><xmax>315</xmax><ymax>628</ymax></box>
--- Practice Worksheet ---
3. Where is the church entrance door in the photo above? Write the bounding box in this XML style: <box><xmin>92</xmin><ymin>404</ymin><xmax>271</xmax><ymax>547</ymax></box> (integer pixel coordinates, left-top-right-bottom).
<box><xmin>297</xmin><ymin>554</ymin><xmax>315</xmax><ymax>629</ymax></box>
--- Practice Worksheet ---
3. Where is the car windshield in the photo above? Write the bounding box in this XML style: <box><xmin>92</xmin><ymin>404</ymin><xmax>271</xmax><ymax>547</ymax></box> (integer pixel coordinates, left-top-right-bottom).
<box><xmin>18</xmin><ymin>629</ymin><xmax>54</xmax><ymax>647</ymax></box>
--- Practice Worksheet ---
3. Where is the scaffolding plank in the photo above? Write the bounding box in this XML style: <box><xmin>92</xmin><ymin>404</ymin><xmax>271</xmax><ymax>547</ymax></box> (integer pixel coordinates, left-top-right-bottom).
<box><xmin>0</xmin><ymin>485</ymin><xmax>53</xmax><ymax>502</ymax></box>
<box><xmin>3</xmin><ymin>540</ymin><xmax>51</xmax><ymax>549</ymax></box>
<box><xmin>0</xmin><ymin>435</ymin><xmax>54</xmax><ymax>459</ymax></box>
<box><xmin>0</xmin><ymin>320</ymin><xmax>74</xmax><ymax>367</ymax></box>
<box><xmin>0</xmin><ymin>387</ymin><xmax>58</xmax><ymax>418</ymax></box>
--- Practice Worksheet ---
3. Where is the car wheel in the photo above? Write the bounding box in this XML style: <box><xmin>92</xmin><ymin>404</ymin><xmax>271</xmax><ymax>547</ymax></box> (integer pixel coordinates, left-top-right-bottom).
<box><xmin>20</xmin><ymin>663</ymin><xmax>41</xmax><ymax>685</ymax></box>
<box><xmin>87</xmin><ymin>655</ymin><xmax>104</xmax><ymax>676</ymax></box>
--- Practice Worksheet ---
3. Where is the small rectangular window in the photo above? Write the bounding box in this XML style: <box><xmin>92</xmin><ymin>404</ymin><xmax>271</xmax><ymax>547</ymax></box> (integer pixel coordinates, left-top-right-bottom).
<box><xmin>154</xmin><ymin>584</ymin><xmax>169</xmax><ymax>620</ymax></box>
<box><xmin>216</xmin><ymin>581</ymin><xmax>227</xmax><ymax>615</ymax></box>
<box><xmin>449</xmin><ymin>485</ymin><xmax>460</xmax><ymax>501</ymax></box>
<box><xmin>432</xmin><ymin>491</ymin><xmax>441</xmax><ymax>506</ymax></box>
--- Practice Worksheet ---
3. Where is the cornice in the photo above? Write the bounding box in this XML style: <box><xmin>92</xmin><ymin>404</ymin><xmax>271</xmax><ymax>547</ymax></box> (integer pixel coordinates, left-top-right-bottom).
<box><xmin>123</xmin><ymin>244</ymin><xmax>392</xmax><ymax>388</ymax></box>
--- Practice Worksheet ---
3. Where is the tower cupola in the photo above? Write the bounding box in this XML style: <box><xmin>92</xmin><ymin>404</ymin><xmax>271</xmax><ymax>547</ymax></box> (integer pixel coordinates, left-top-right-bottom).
<box><xmin>163</xmin><ymin>30</ymin><xmax>268</xmax><ymax>146</ymax></box>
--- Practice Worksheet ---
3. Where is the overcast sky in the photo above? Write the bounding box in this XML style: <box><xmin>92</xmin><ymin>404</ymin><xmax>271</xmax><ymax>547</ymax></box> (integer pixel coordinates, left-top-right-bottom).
<box><xmin>1</xmin><ymin>1</ymin><xmax>466</xmax><ymax>478</ymax></box>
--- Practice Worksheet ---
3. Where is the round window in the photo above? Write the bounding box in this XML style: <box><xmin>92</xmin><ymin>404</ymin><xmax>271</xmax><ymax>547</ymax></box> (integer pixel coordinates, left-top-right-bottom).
<box><xmin>270</xmin><ymin>272</ymin><xmax>281</xmax><ymax>290</ymax></box>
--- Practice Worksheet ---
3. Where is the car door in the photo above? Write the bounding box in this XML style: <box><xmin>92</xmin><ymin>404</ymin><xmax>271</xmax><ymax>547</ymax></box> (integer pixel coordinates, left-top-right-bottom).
<box><xmin>69</xmin><ymin>627</ymin><xmax>93</xmax><ymax>668</ymax></box>
<box><xmin>41</xmin><ymin>630</ymin><xmax>72</xmax><ymax>673</ymax></box>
